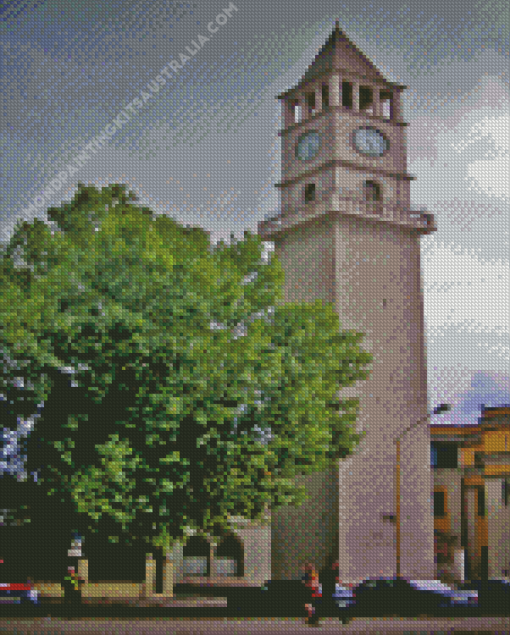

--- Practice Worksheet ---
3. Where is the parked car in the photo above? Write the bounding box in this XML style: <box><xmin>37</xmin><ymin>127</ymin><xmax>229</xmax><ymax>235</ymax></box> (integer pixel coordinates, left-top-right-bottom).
<box><xmin>351</xmin><ymin>577</ymin><xmax>478</xmax><ymax>617</ymax></box>
<box><xmin>315</xmin><ymin>562</ymin><xmax>355</xmax><ymax>621</ymax></box>
<box><xmin>458</xmin><ymin>579</ymin><xmax>510</xmax><ymax>615</ymax></box>
<box><xmin>0</xmin><ymin>559</ymin><xmax>40</xmax><ymax>606</ymax></box>
<box><xmin>0</xmin><ymin>582</ymin><xmax>40</xmax><ymax>605</ymax></box>
<box><xmin>331</xmin><ymin>581</ymin><xmax>355</xmax><ymax>623</ymax></box>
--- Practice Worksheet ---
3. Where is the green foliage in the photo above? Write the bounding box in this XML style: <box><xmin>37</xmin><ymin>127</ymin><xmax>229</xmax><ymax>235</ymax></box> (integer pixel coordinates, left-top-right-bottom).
<box><xmin>0</xmin><ymin>182</ymin><xmax>371</xmax><ymax>552</ymax></box>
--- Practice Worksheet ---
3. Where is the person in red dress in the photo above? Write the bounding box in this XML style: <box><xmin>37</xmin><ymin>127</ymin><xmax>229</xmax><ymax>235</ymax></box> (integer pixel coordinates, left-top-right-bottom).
<box><xmin>63</xmin><ymin>566</ymin><xmax>83</xmax><ymax>605</ymax></box>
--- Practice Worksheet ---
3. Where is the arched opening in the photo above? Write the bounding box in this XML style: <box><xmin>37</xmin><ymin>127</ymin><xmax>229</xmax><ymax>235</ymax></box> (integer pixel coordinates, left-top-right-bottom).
<box><xmin>359</xmin><ymin>86</ymin><xmax>374</xmax><ymax>115</ymax></box>
<box><xmin>216</xmin><ymin>533</ymin><xmax>244</xmax><ymax>577</ymax></box>
<box><xmin>183</xmin><ymin>535</ymin><xmax>210</xmax><ymax>577</ymax></box>
<box><xmin>304</xmin><ymin>183</ymin><xmax>316</xmax><ymax>203</ymax></box>
<box><xmin>321</xmin><ymin>83</ymin><xmax>329</xmax><ymax>109</ymax></box>
<box><xmin>306</xmin><ymin>91</ymin><xmax>316</xmax><ymax>117</ymax></box>
<box><xmin>363</xmin><ymin>180</ymin><xmax>381</xmax><ymax>203</ymax></box>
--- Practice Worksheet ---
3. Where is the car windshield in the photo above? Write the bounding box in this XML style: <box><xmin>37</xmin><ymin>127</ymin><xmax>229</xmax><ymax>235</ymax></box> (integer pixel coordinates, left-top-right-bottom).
<box><xmin>411</xmin><ymin>580</ymin><xmax>452</xmax><ymax>592</ymax></box>
<box><xmin>359</xmin><ymin>579</ymin><xmax>408</xmax><ymax>589</ymax></box>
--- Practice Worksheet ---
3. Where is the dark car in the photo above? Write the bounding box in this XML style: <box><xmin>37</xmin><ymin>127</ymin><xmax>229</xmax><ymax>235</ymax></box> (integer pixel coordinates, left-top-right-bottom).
<box><xmin>0</xmin><ymin>582</ymin><xmax>40</xmax><ymax>605</ymax></box>
<box><xmin>331</xmin><ymin>581</ymin><xmax>355</xmax><ymax>623</ymax></box>
<box><xmin>351</xmin><ymin>577</ymin><xmax>478</xmax><ymax>617</ymax></box>
<box><xmin>0</xmin><ymin>559</ymin><xmax>40</xmax><ymax>606</ymax></box>
<box><xmin>259</xmin><ymin>579</ymin><xmax>314</xmax><ymax>616</ymax></box>
<box><xmin>459</xmin><ymin>579</ymin><xmax>510</xmax><ymax>615</ymax></box>
<box><xmin>223</xmin><ymin>579</ymin><xmax>313</xmax><ymax>617</ymax></box>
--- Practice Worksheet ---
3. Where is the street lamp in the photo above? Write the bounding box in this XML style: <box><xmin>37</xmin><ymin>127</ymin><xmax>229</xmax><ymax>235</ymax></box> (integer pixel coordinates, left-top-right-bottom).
<box><xmin>394</xmin><ymin>403</ymin><xmax>451</xmax><ymax>579</ymax></box>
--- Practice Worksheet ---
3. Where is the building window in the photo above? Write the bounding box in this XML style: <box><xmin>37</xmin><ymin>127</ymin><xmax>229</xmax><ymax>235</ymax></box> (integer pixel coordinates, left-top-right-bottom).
<box><xmin>434</xmin><ymin>490</ymin><xmax>446</xmax><ymax>517</ymax></box>
<box><xmin>304</xmin><ymin>183</ymin><xmax>316</xmax><ymax>203</ymax></box>
<box><xmin>477</xmin><ymin>486</ymin><xmax>486</xmax><ymax>517</ymax></box>
<box><xmin>474</xmin><ymin>452</ymin><xmax>484</xmax><ymax>468</ymax></box>
<box><xmin>431</xmin><ymin>444</ymin><xmax>437</xmax><ymax>467</ymax></box>
<box><xmin>183</xmin><ymin>535</ymin><xmax>210</xmax><ymax>577</ymax></box>
<box><xmin>431</xmin><ymin>442</ymin><xmax>458</xmax><ymax>468</ymax></box>
<box><xmin>216</xmin><ymin>533</ymin><xmax>244</xmax><ymax>577</ymax></box>
<box><xmin>503</xmin><ymin>479</ymin><xmax>509</xmax><ymax>506</ymax></box>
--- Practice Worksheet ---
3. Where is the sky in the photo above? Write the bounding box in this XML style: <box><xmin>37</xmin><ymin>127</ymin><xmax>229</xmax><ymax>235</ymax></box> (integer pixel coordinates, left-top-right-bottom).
<box><xmin>1</xmin><ymin>0</ymin><xmax>509</xmax><ymax>479</ymax></box>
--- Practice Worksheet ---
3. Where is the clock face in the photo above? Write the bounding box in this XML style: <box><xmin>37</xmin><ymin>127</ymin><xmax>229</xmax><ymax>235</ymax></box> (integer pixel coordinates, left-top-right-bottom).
<box><xmin>353</xmin><ymin>127</ymin><xmax>389</xmax><ymax>157</ymax></box>
<box><xmin>296</xmin><ymin>131</ymin><xmax>321</xmax><ymax>161</ymax></box>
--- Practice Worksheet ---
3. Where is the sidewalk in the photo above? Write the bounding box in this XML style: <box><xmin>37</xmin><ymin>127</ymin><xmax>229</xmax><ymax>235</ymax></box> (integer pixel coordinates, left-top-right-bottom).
<box><xmin>3</xmin><ymin>616</ymin><xmax>510</xmax><ymax>633</ymax></box>
<box><xmin>40</xmin><ymin>594</ymin><xmax>227</xmax><ymax>608</ymax></box>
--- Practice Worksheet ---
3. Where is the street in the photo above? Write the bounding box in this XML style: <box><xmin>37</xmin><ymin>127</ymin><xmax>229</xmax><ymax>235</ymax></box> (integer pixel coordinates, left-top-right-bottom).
<box><xmin>1</xmin><ymin>616</ymin><xmax>509</xmax><ymax>633</ymax></box>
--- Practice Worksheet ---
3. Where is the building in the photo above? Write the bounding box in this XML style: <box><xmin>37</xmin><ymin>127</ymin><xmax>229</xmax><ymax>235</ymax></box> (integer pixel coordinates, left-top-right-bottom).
<box><xmin>431</xmin><ymin>405</ymin><xmax>510</xmax><ymax>583</ymax></box>
<box><xmin>258</xmin><ymin>20</ymin><xmax>436</xmax><ymax>583</ymax></box>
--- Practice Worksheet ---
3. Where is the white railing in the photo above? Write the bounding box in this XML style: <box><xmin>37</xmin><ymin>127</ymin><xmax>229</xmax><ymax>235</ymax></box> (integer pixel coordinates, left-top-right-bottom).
<box><xmin>259</xmin><ymin>197</ymin><xmax>434</xmax><ymax>236</ymax></box>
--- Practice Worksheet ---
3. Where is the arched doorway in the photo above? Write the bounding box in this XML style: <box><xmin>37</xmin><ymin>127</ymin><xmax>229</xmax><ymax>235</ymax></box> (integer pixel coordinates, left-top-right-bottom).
<box><xmin>304</xmin><ymin>183</ymin><xmax>316</xmax><ymax>203</ymax></box>
<box><xmin>183</xmin><ymin>535</ymin><xmax>210</xmax><ymax>577</ymax></box>
<box><xmin>216</xmin><ymin>533</ymin><xmax>244</xmax><ymax>577</ymax></box>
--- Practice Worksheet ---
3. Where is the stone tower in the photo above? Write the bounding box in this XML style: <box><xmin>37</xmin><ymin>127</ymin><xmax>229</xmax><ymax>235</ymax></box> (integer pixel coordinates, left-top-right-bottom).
<box><xmin>258</xmin><ymin>22</ymin><xmax>436</xmax><ymax>583</ymax></box>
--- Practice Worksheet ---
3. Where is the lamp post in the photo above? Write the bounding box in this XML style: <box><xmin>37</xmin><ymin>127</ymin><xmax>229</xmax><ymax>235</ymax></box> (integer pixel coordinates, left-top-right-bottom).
<box><xmin>394</xmin><ymin>403</ymin><xmax>450</xmax><ymax>579</ymax></box>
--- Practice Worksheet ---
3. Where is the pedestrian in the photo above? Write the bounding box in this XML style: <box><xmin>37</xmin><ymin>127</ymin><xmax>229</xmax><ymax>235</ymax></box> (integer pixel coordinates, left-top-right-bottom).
<box><xmin>63</xmin><ymin>566</ymin><xmax>83</xmax><ymax>606</ymax></box>
<box><xmin>302</xmin><ymin>562</ymin><xmax>322</xmax><ymax>627</ymax></box>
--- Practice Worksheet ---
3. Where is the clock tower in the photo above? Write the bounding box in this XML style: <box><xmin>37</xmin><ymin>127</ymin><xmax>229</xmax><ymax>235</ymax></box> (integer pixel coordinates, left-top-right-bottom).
<box><xmin>259</xmin><ymin>22</ymin><xmax>436</xmax><ymax>582</ymax></box>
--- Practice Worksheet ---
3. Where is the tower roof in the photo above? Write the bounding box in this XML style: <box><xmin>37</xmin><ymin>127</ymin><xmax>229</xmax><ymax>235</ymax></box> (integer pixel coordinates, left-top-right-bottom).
<box><xmin>278</xmin><ymin>21</ymin><xmax>403</xmax><ymax>99</ymax></box>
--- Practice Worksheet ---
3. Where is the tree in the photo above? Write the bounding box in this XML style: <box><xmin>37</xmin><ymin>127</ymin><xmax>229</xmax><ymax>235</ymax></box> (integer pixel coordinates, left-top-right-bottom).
<box><xmin>0</xmin><ymin>183</ymin><xmax>372</xmax><ymax>560</ymax></box>
<box><xmin>0</xmin><ymin>378</ymin><xmax>96</xmax><ymax>581</ymax></box>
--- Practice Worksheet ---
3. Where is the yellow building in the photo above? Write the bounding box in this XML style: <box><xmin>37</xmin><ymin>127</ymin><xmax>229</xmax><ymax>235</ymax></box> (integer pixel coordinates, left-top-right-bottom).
<box><xmin>431</xmin><ymin>405</ymin><xmax>510</xmax><ymax>583</ymax></box>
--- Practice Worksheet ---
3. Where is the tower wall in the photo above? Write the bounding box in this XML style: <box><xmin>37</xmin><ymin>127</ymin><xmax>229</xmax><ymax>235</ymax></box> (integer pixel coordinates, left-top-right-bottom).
<box><xmin>270</xmin><ymin>218</ymin><xmax>338</xmax><ymax>581</ymax></box>
<box><xmin>333</xmin><ymin>215</ymin><xmax>433</xmax><ymax>581</ymax></box>
<box><xmin>271</xmin><ymin>468</ymin><xmax>339</xmax><ymax>581</ymax></box>
<box><xmin>271</xmin><ymin>212</ymin><xmax>434</xmax><ymax>581</ymax></box>
<box><xmin>275</xmin><ymin>216</ymin><xmax>335</xmax><ymax>306</ymax></box>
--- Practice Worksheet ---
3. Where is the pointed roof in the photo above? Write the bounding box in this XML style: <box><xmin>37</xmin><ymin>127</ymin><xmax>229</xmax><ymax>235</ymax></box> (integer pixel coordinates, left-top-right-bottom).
<box><xmin>278</xmin><ymin>21</ymin><xmax>403</xmax><ymax>98</ymax></box>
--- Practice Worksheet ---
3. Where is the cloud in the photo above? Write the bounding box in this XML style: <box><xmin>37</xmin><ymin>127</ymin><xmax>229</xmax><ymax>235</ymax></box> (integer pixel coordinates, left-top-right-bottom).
<box><xmin>457</xmin><ymin>371</ymin><xmax>510</xmax><ymax>414</ymax></box>
<box><xmin>428</xmin><ymin>370</ymin><xmax>510</xmax><ymax>425</ymax></box>
<box><xmin>409</xmin><ymin>72</ymin><xmax>510</xmax><ymax>231</ymax></box>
